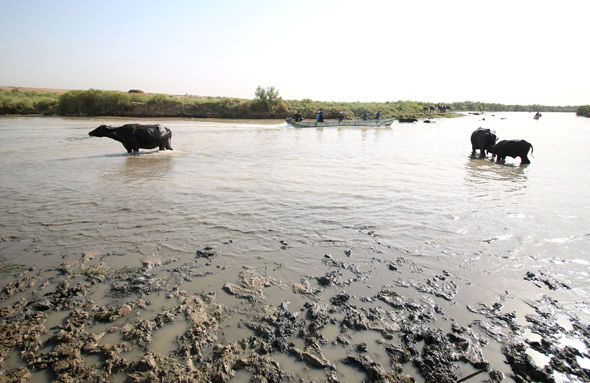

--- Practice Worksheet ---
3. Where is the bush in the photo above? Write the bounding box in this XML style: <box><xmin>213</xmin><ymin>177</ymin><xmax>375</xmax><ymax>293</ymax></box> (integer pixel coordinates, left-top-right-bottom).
<box><xmin>58</xmin><ymin>89</ymin><xmax>134</xmax><ymax>116</ymax></box>
<box><xmin>576</xmin><ymin>105</ymin><xmax>590</xmax><ymax>117</ymax></box>
<box><xmin>0</xmin><ymin>89</ymin><xmax>59</xmax><ymax>114</ymax></box>
<box><xmin>147</xmin><ymin>94</ymin><xmax>169</xmax><ymax>105</ymax></box>
<box><xmin>254</xmin><ymin>86</ymin><xmax>282</xmax><ymax>113</ymax></box>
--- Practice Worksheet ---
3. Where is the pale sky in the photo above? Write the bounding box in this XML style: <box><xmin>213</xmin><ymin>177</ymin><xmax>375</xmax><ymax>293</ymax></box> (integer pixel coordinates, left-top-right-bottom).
<box><xmin>1</xmin><ymin>0</ymin><xmax>588</xmax><ymax>105</ymax></box>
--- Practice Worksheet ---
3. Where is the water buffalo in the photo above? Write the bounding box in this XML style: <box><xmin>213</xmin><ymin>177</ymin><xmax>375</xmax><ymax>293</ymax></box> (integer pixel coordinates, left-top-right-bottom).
<box><xmin>470</xmin><ymin>127</ymin><xmax>497</xmax><ymax>158</ymax></box>
<box><xmin>88</xmin><ymin>124</ymin><xmax>173</xmax><ymax>153</ymax></box>
<box><xmin>489</xmin><ymin>139</ymin><xmax>533</xmax><ymax>164</ymax></box>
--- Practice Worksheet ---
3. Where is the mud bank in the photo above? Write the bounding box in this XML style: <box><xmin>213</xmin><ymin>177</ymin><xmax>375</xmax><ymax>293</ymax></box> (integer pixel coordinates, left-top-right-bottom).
<box><xmin>1</xmin><ymin>243</ymin><xmax>589</xmax><ymax>383</ymax></box>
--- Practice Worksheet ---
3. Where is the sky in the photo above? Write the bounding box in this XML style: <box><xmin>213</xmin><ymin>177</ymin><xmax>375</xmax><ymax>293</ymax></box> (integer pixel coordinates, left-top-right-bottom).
<box><xmin>1</xmin><ymin>0</ymin><xmax>588</xmax><ymax>106</ymax></box>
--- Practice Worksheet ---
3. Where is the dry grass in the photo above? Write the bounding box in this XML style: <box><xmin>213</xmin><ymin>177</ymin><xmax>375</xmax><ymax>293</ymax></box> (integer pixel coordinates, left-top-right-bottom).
<box><xmin>0</xmin><ymin>86</ymin><xmax>207</xmax><ymax>99</ymax></box>
<box><xmin>0</xmin><ymin>86</ymin><xmax>71</xmax><ymax>94</ymax></box>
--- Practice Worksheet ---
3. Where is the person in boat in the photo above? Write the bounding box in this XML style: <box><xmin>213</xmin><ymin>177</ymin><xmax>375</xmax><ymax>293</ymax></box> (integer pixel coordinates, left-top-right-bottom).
<box><xmin>362</xmin><ymin>111</ymin><xmax>368</xmax><ymax>120</ymax></box>
<box><xmin>295</xmin><ymin>111</ymin><xmax>303</xmax><ymax>122</ymax></box>
<box><xmin>316</xmin><ymin>110</ymin><xmax>324</xmax><ymax>123</ymax></box>
<box><xmin>338</xmin><ymin>111</ymin><xmax>344</xmax><ymax>122</ymax></box>
<box><xmin>375</xmin><ymin>111</ymin><xmax>381</xmax><ymax>120</ymax></box>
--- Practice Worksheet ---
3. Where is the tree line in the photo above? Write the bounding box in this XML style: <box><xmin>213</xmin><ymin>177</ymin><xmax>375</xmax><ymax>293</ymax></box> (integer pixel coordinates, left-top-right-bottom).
<box><xmin>0</xmin><ymin>87</ymin><xmax>580</xmax><ymax>118</ymax></box>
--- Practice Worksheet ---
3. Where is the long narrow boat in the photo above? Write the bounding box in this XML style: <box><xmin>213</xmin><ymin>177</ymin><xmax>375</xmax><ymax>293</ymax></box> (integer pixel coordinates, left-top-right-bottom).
<box><xmin>288</xmin><ymin>117</ymin><xmax>395</xmax><ymax>128</ymax></box>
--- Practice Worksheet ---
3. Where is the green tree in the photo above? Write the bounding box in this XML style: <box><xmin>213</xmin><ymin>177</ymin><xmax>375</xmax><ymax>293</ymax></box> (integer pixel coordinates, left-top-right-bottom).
<box><xmin>254</xmin><ymin>86</ymin><xmax>281</xmax><ymax>111</ymax></box>
<box><xmin>577</xmin><ymin>105</ymin><xmax>590</xmax><ymax>117</ymax></box>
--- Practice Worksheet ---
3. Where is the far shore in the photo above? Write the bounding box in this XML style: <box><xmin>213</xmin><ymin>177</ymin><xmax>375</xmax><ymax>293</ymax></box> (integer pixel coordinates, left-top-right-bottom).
<box><xmin>0</xmin><ymin>86</ymin><xmax>580</xmax><ymax>120</ymax></box>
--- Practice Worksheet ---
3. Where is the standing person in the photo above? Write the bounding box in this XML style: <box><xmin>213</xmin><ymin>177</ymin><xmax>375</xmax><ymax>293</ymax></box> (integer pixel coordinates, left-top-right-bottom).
<box><xmin>362</xmin><ymin>111</ymin><xmax>368</xmax><ymax>120</ymax></box>
<box><xmin>338</xmin><ymin>111</ymin><xmax>344</xmax><ymax>122</ymax></box>
<box><xmin>316</xmin><ymin>110</ymin><xmax>324</xmax><ymax>122</ymax></box>
<box><xmin>375</xmin><ymin>110</ymin><xmax>381</xmax><ymax>120</ymax></box>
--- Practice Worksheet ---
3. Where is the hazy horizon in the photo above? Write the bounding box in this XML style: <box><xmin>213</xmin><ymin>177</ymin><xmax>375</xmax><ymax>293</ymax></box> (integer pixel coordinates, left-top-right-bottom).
<box><xmin>1</xmin><ymin>0</ymin><xmax>588</xmax><ymax>106</ymax></box>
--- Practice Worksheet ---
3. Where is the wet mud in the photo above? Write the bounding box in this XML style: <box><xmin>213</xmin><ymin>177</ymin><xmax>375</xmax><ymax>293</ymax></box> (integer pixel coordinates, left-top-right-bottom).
<box><xmin>1</xmin><ymin>243</ymin><xmax>589</xmax><ymax>383</ymax></box>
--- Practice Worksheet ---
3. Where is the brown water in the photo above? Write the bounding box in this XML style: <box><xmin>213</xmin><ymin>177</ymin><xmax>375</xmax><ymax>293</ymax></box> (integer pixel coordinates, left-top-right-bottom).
<box><xmin>1</xmin><ymin>113</ymin><xmax>589</xmax><ymax>381</ymax></box>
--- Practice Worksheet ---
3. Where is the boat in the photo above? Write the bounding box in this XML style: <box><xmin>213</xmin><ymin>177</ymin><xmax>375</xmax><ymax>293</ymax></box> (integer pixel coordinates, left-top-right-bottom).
<box><xmin>533</xmin><ymin>112</ymin><xmax>542</xmax><ymax>119</ymax></box>
<box><xmin>287</xmin><ymin>117</ymin><xmax>395</xmax><ymax>128</ymax></box>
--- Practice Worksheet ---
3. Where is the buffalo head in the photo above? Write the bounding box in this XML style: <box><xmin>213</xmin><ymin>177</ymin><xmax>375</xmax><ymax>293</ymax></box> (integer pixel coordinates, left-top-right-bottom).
<box><xmin>88</xmin><ymin>125</ymin><xmax>112</xmax><ymax>137</ymax></box>
<box><xmin>490</xmin><ymin>130</ymin><xmax>498</xmax><ymax>146</ymax></box>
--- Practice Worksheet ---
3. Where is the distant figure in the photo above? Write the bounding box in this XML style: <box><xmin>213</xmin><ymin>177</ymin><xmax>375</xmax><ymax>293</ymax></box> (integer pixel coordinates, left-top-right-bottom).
<box><xmin>295</xmin><ymin>111</ymin><xmax>303</xmax><ymax>122</ymax></box>
<box><xmin>338</xmin><ymin>111</ymin><xmax>344</xmax><ymax>122</ymax></box>
<box><xmin>362</xmin><ymin>111</ymin><xmax>368</xmax><ymax>120</ymax></box>
<box><xmin>375</xmin><ymin>111</ymin><xmax>381</xmax><ymax>120</ymax></box>
<box><xmin>316</xmin><ymin>110</ymin><xmax>324</xmax><ymax>122</ymax></box>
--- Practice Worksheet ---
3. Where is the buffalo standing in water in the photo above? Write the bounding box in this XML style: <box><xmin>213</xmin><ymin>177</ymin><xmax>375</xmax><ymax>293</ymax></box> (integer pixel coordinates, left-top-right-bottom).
<box><xmin>489</xmin><ymin>140</ymin><xmax>533</xmax><ymax>164</ymax></box>
<box><xmin>471</xmin><ymin>127</ymin><xmax>497</xmax><ymax>158</ymax></box>
<box><xmin>88</xmin><ymin>124</ymin><xmax>173</xmax><ymax>153</ymax></box>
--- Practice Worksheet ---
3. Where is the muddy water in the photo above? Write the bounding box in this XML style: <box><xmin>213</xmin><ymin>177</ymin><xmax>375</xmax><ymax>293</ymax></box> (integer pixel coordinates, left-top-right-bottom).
<box><xmin>1</xmin><ymin>113</ymin><xmax>589</xmax><ymax>382</ymax></box>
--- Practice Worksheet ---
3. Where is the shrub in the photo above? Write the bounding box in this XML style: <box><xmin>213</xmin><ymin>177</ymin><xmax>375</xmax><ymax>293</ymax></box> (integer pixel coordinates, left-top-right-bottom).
<box><xmin>576</xmin><ymin>105</ymin><xmax>590</xmax><ymax>117</ymax></box>
<box><xmin>0</xmin><ymin>89</ymin><xmax>59</xmax><ymax>114</ymax></box>
<box><xmin>58</xmin><ymin>89</ymin><xmax>133</xmax><ymax>116</ymax></box>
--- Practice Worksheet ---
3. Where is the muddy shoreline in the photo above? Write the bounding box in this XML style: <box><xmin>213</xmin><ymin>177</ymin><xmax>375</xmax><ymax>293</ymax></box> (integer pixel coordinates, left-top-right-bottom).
<box><xmin>1</xmin><ymin>238</ymin><xmax>589</xmax><ymax>383</ymax></box>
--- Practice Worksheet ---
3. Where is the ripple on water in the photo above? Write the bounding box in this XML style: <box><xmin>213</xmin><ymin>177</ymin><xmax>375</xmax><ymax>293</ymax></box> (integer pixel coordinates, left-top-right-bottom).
<box><xmin>0</xmin><ymin>114</ymin><xmax>589</xmax><ymax>323</ymax></box>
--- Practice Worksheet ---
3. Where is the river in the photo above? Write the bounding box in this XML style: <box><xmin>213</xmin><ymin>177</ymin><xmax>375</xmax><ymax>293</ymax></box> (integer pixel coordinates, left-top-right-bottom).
<box><xmin>0</xmin><ymin>113</ymin><xmax>589</xmax><ymax>382</ymax></box>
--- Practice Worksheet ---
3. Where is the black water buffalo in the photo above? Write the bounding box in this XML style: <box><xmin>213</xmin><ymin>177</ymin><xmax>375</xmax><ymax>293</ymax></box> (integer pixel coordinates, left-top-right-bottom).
<box><xmin>89</xmin><ymin>124</ymin><xmax>173</xmax><ymax>153</ymax></box>
<box><xmin>470</xmin><ymin>127</ymin><xmax>497</xmax><ymax>157</ymax></box>
<box><xmin>489</xmin><ymin>139</ymin><xmax>533</xmax><ymax>164</ymax></box>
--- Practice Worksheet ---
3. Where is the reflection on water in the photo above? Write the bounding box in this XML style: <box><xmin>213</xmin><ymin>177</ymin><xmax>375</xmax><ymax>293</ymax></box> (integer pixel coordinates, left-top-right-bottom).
<box><xmin>464</xmin><ymin>157</ymin><xmax>528</xmax><ymax>192</ymax></box>
<box><xmin>115</xmin><ymin>152</ymin><xmax>175</xmax><ymax>181</ymax></box>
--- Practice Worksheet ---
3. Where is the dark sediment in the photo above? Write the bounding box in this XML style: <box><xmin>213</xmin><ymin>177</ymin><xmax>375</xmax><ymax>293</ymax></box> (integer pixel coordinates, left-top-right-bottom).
<box><xmin>0</xmin><ymin>246</ymin><xmax>589</xmax><ymax>383</ymax></box>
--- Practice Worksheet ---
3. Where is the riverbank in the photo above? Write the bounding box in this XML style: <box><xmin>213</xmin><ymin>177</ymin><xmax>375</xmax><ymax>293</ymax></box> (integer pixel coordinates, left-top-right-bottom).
<box><xmin>1</xmin><ymin>241</ymin><xmax>588</xmax><ymax>382</ymax></box>
<box><xmin>0</xmin><ymin>86</ymin><xmax>577</xmax><ymax>119</ymax></box>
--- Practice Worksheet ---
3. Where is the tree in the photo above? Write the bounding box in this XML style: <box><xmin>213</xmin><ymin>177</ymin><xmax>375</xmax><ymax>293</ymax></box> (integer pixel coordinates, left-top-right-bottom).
<box><xmin>254</xmin><ymin>86</ymin><xmax>281</xmax><ymax>111</ymax></box>
<box><xmin>577</xmin><ymin>105</ymin><xmax>590</xmax><ymax>117</ymax></box>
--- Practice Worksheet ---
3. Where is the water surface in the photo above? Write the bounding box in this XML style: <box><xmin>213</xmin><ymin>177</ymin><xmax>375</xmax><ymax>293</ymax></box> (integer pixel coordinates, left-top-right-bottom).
<box><xmin>1</xmin><ymin>112</ymin><xmax>589</xmax><ymax>381</ymax></box>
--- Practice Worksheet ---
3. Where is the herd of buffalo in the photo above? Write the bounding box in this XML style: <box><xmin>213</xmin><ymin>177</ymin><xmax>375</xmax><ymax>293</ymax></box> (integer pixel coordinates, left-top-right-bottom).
<box><xmin>470</xmin><ymin>127</ymin><xmax>533</xmax><ymax>164</ymax></box>
<box><xmin>88</xmin><ymin>122</ymin><xmax>533</xmax><ymax>165</ymax></box>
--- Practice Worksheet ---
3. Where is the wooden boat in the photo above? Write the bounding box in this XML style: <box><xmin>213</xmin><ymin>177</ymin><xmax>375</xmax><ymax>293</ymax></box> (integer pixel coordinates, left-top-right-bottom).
<box><xmin>288</xmin><ymin>117</ymin><xmax>395</xmax><ymax>128</ymax></box>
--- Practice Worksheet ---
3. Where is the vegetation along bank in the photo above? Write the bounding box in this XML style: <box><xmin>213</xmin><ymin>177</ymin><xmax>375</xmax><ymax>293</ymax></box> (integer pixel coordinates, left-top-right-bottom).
<box><xmin>576</xmin><ymin>105</ymin><xmax>590</xmax><ymax>117</ymax></box>
<box><xmin>0</xmin><ymin>86</ymin><xmax>579</xmax><ymax>119</ymax></box>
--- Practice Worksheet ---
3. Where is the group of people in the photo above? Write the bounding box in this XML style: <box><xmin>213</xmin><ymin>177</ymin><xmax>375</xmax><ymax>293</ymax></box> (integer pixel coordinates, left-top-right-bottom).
<box><xmin>293</xmin><ymin>110</ymin><xmax>383</xmax><ymax>123</ymax></box>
